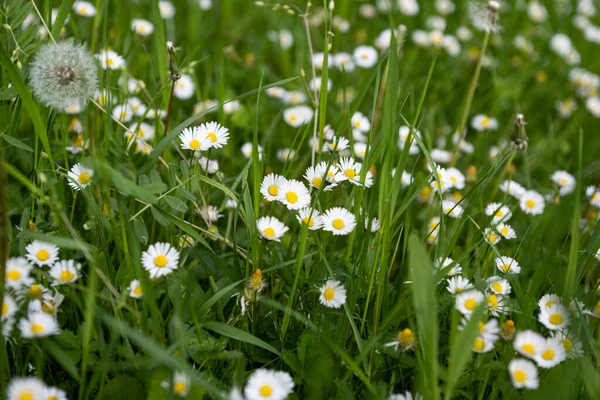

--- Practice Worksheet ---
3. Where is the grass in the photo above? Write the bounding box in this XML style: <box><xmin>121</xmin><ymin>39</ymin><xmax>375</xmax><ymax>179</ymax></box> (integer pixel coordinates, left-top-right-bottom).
<box><xmin>1</xmin><ymin>0</ymin><xmax>600</xmax><ymax>398</ymax></box>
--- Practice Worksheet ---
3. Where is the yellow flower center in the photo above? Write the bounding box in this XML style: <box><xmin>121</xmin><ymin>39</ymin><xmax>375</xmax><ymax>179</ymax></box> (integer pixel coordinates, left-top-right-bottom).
<box><xmin>399</xmin><ymin>328</ymin><xmax>414</xmax><ymax>346</ymax></box>
<box><xmin>560</xmin><ymin>178</ymin><xmax>566</xmax><ymax>185</ymax></box>
<box><xmin>549</xmin><ymin>313</ymin><xmax>563</xmax><ymax>325</ymax></box>
<box><xmin>495</xmin><ymin>210</ymin><xmax>503</xmax><ymax>217</ymax></box>
<box><xmin>190</xmin><ymin>139</ymin><xmax>201</xmax><ymax>150</ymax></box>
<box><xmin>482</xmin><ymin>116</ymin><xmax>490</xmax><ymax>127</ymax></box>
<box><xmin>268</xmin><ymin>185</ymin><xmax>278</xmax><ymax>196</ymax></box>
<box><xmin>542</xmin><ymin>348</ymin><xmax>555</xmax><ymax>360</ymax></box>
<box><xmin>312</xmin><ymin>177</ymin><xmax>323</xmax><ymax>188</ymax></box>
<box><xmin>133</xmin><ymin>286</ymin><xmax>143</xmax><ymax>297</ymax></box>
<box><xmin>303</xmin><ymin>217</ymin><xmax>315</xmax><ymax>227</ymax></box>
<box><xmin>59</xmin><ymin>270</ymin><xmax>75</xmax><ymax>282</ymax></box>
<box><xmin>290</xmin><ymin>115</ymin><xmax>297</xmax><ymax>122</ymax></box>
<box><xmin>478</xmin><ymin>321</ymin><xmax>485</xmax><ymax>333</ymax></box>
<box><xmin>488</xmin><ymin>234</ymin><xmax>497</xmax><ymax>243</ymax></box>
<box><xmin>207</xmin><ymin>132</ymin><xmax>217</xmax><ymax>142</ymax></box>
<box><xmin>49</xmin><ymin>396</ymin><xmax>58</xmax><ymax>400</ymax></box>
<box><xmin>74</xmin><ymin>135</ymin><xmax>85</xmax><ymax>147</ymax></box>
<box><xmin>323</xmin><ymin>288</ymin><xmax>335</xmax><ymax>301</ymax></box>
<box><xmin>263</xmin><ymin>227</ymin><xmax>275</xmax><ymax>238</ymax></box>
<box><xmin>29</xmin><ymin>284</ymin><xmax>43</xmax><ymax>298</ymax></box>
<box><xmin>173</xmin><ymin>382</ymin><xmax>186</xmax><ymax>395</ymax></box>
<box><xmin>501</xmin><ymin>227</ymin><xmax>509</xmax><ymax>235</ymax></box>
<box><xmin>514</xmin><ymin>370</ymin><xmax>527</xmax><ymax>383</ymax></box>
<box><xmin>545</xmin><ymin>301</ymin><xmax>555</xmax><ymax>307</ymax></box>
<box><xmin>259</xmin><ymin>385</ymin><xmax>273</xmax><ymax>397</ymax></box>
<box><xmin>2</xmin><ymin>303</ymin><xmax>8</xmax><ymax>316</ymax></box>
<box><xmin>526</xmin><ymin>199</ymin><xmax>535</xmax><ymax>209</ymax></box>
<box><xmin>487</xmin><ymin>295</ymin><xmax>499</xmax><ymax>308</ymax></box>
<box><xmin>286</xmin><ymin>192</ymin><xmax>299</xmax><ymax>203</ymax></box>
<box><xmin>78</xmin><ymin>172</ymin><xmax>91</xmax><ymax>185</ymax></box>
<box><xmin>31</xmin><ymin>323</ymin><xmax>44</xmax><ymax>334</ymax></box>
<box><xmin>37</xmin><ymin>249</ymin><xmax>50</xmax><ymax>261</ymax></box>
<box><xmin>42</xmin><ymin>301</ymin><xmax>56</xmax><ymax>314</ymax></box>
<box><xmin>464</xmin><ymin>298</ymin><xmax>477</xmax><ymax>310</ymax></box>
<box><xmin>107</xmin><ymin>58</ymin><xmax>114</xmax><ymax>66</ymax></box>
<box><xmin>562</xmin><ymin>338</ymin><xmax>573</xmax><ymax>352</ymax></box>
<box><xmin>137</xmin><ymin>129</ymin><xmax>144</xmax><ymax>137</ymax></box>
<box><xmin>19</xmin><ymin>392</ymin><xmax>34</xmax><ymax>400</ymax></box>
<box><xmin>154</xmin><ymin>255</ymin><xmax>168</xmax><ymax>268</ymax></box>
<box><xmin>332</xmin><ymin>218</ymin><xmax>345</xmax><ymax>230</ymax></box>
<box><xmin>7</xmin><ymin>269</ymin><xmax>21</xmax><ymax>280</ymax></box>
<box><xmin>522</xmin><ymin>344</ymin><xmax>535</xmax><ymax>355</ymax></box>
<box><xmin>501</xmin><ymin>264</ymin><xmax>510</xmax><ymax>272</ymax></box>
<box><xmin>491</xmin><ymin>282</ymin><xmax>503</xmax><ymax>293</ymax></box>
<box><xmin>455</xmin><ymin>287</ymin><xmax>464</xmax><ymax>293</ymax></box>
<box><xmin>344</xmin><ymin>169</ymin><xmax>356</xmax><ymax>179</ymax></box>
<box><xmin>473</xmin><ymin>337</ymin><xmax>485</xmax><ymax>351</ymax></box>
<box><xmin>354</xmin><ymin>120</ymin><xmax>361</xmax><ymax>128</ymax></box>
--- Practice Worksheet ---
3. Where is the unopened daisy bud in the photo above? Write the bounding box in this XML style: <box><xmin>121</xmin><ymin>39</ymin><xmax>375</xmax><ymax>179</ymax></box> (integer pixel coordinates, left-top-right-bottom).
<box><xmin>248</xmin><ymin>269</ymin><xmax>265</xmax><ymax>293</ymax></box>
<box><xmin>287</xmin><ymin>9</ymin><xmax>294</xmax><ymax>15</ymax></box>
<box><xmin>29</xmin><ymin>42</ymin><xmax>98</xmax><ymax>112</ymax></box>
<box><xmin>254</xmin><ymin>1</ymin><xmax>265</xmax><ymax>6</ymax></box>
<box><xmin>29</xmin><ymin>219</ymin><xmax>36</xmax><ymax>231</ymax></box>
<box><xmin>398</xmin><ymin>328</ymin><xmax>415</xmax><ymax>350</ymax></box>
<box><xmin>329</xmin><ymin>0</ymin><xmax>335</xmax><ymax>10</ymax></box>
<box><xmin>38</xmin><ymin>172</ymin><xmax>47</xmax><ymax>184</ymax></box>
<box><xmin>300</xmin><ymin>68</ymin><xmax>306</xmax><ymax>78</ymax></box>
<box><xmin>502</xmin><ymin>320</ymin><xmax>515</xmax><ymax>340</ymax></box>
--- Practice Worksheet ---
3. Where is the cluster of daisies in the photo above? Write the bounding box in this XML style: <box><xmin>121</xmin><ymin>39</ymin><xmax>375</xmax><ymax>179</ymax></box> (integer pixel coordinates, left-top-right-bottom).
<box><xmin>3</xmin><ymin>241</ymin><xmax>82</xmax><ymax>341</ymax></box>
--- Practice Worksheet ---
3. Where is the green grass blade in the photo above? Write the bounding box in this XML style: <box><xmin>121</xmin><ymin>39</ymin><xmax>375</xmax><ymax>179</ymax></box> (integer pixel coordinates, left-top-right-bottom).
<box><xmin>203</xmin><ymin>321</ymin><xmax>280</xmax><ymax>356</ymax></box>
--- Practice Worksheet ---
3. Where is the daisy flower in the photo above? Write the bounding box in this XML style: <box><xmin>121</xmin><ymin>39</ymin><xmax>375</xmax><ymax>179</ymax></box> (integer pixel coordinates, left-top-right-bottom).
<box><xmin>5</xmin><ymin>257</ymin><xmax>33</xmax><ymax>290</ymax></box>
<box><xmin>534</xmin><ymin>337</ymin><xmax>566</xmax><ymax>369</ymax></box>
<box><xmin>487</xmin><ymin>277</ymin><xmax>511</xmax><ymax>295</ymax></box>
<box><xmin>551</xmin><ymin>329</ymin><xmax>583</xmax><ymax>359</ymax></box>
<box><xmin>472</xmin><ymin>334</ymin><xmax>495</xmax><ymax>353</ymax></box>
<box><xmin>351</xmin><ymin>112</ymin><xmax>371</xmax><ymax>133</ymax></box>
<box><xmin>442</xmin><ymin>200</ymin><xmax>464</xmax><ymax>218</ymax></box>
<box><xmin>244</xmin><ymin>369</ymin><xmax>294</xmax><ymax>400</ymax></box>
<box><xmin>322</xmin><ymin>136</ymin><xmax>350</xmax><ymax>153</ymax></box>
<box><xmin>112</xmin><ymin>104</ymin><xmax>134</xmax><ymax>122</ymax></box>
<box><xmin>496</xmin><ymin>223</ymin><xmax>516</xmax><ymax>239</ymax></box>
<box><xmin>434</xmin><ymin>257</ymin><xmax>462</xmax><ymax>276</ymax></box>
<box><xmin>304</xmin><ymin>165</ymin><xmax>329</xmax><ymax>190</ymax></box>
<box><xmin>487</xmin><ymin>294</ymin><xmax>507</xmax><ymax>316</ymax></box>
<box><xmin>446</xmin><ymin>276</ymin><xmax>473</xmax><ymax>294</ymax></box>
<box><xmin>484</xmin><ymin>228</ymin><xmax>501</xmax><ymax>245</ymax></box>
<box><xmin>550</xmin><ymin>170</ymin><xmax>576</xmax><ymax>196</ymax></box>
<box><xmin>126</xmin><ymin>122</ymin><xmax>155</xmax><ymax>143</ymax></box>
<box><xmin>455</xmin><ymin>290</ymin><xmax>484</xmax><ymax>316</ymax></box>
<box><xmin>174</xmin><ymin>74</ymin><xmax>195</xmax><ymax>100</ymax></box>
<box><xmin>485</xmin><ymin>202</ymin><xmax>512</xmax><ymax>224</ymax></box>
<box><xmin>49</xmin><ymin>259</ymin><xmax>81</xmax><ymax>285</ymax></box>
<box><xmin>283</xmin><ymin>106</ymin><xmax>313</xmax><ymax>127</ymax></box>
<box><xmin>179</xmin><ymin>127</ymin><xmax>209</xmax><ymax>152</ymax></box>
<box><xmin>66</xmin><ymin>134</ymin><xmax>88</xmax><ymax>154</ymax></box>
<box><xmin>277</xmin><ymin>148</ymin><xmax>296</xmax><ymax>163</ymax></box>
<box><xmin>21</xmin><ymin>283</ymin><xmax>50</xmax><ymax>301</ymax></box>
<box><xmin>96</xmin><ymin>49</ymin><xmax>125</xmax><ymax>70</ymax></box>
<box><xmin>398</xmin><ymin>126</ymin><xmax>421</xmax><ymax>155</ymax></box>
<box><xmin>25</xmin><ymin>241</ymin><xmax>59</xmax><ymax>267</ymax></box>
<box><xmin>539</xmin><ymin>304</ymin><xmax>570</xmax><ymax>330</ymax></box>
<box><xmin>446</xmin><ymin>168</ymin><xmax>466</xmax><ymax>190</ymax></box>
<box><xmin>44</xmin><ymin>386</ymin><xmax>68</xmax><ymax>400</ymax></box>
<box><xmin>128</xmin><ymin>279</ymin><xmax>143</xmax><ymax>298</ymax></box>
<box><xmin>333</xmin><ymin>52</ymin><xmax>355</xmax><ymax>72</ymax></box>
<box><xmin>141</xmin><ymin>242</ymin><xmax>180</xmax><ymax>278</ymax></box>
<box><xmin>198</xmin><ymin>205</ymin><xmax>222</xmax><ymax>225</ymax></box>
<box><xmin>470</xmin><ymin>1</ymin><xmax>501</xmax><ymax>33</ymax></box>
<box><xmin>198</xmin><ymin>121</ymin><xmax>229</xmax><ymax>149</ymax></box>
<box><xmin>508</xmin><ymin>359</ymin><xmax>539</xmax><ymax>389</ymax></box>
<box><xmin>520</xmin><ymin>190</ymin><xmax>545</xmax><ymax>215</ymax></box>
<box><xmin>384</xmin><ymin>328</ymin><xmax>415</xmax><ymax>351</ymax></box>
<box><xmin>28</xmin><ymin>291</ymin><xmax>64</xmax><ymax>316</ymax></box>
<box><xmin>19</xmin><ymin>312</ymin><xmax>60</xmax><ymax>338</ymax></box>
<box><xmin>538</xmin><ymin>294</ymin><xmax>561</xmax><ymax>310</ymax></box>
<box><xmin>321</xmin><ymin>207</ymin><xmax>356</xmax><ymax>235</ymax></box>
<box><xmin>471</xmin><ymin>114</ymin><xmax>498</xmax><ymax>131</ymax></box>
<box><xmin>2</xmin><ymin>293</ymin><xmax>17</xmax><ymax>321</ymax></box>
<box><xmin>195</xmin><ymin>156</ymin><xmax>219</xmax><ymax>174</ymax></box>
<box><xmin>353</xmin><ymin>45</ymin><xmax>378</xmax><ymax>68</ymax></box>
<box><xmin>495</xmin><ymin>256</ymin><xmax>521</xmax><ymax>274</ymax></box>
<box><xmin>241</xmin><ymin>142</ymin><xmax>263</xmax><ymax>159</ymax></box>
<box><xmin>514</xmin><ymin>330</ymin><xmax>546</xmax><ymax>359</ymax></box>
<box><xmin>73</xmin><ymin>1</ymin><xmax>96</xmax><ymax>17</ymax></box>
<box><xmin>256</xmin><ymin>217</ymin><xmax>288</xmax><ymax>242</ymax></box>
<box><xmin>296</xmin><ymin>208</ymin><xmax>323</xmax><ymax>230</ymax></box>
<box><xmin>277</xmin><ymin>179</ymin><xmax>311</xmax><ymax>210</ymax></box>
<box><xmin>172</xmin><ymin>371</ymin><xmax>190</xmax><ymax>397</ymax></box>
<box><xmin>6</xmin><ymin>377</ymin><xmax>47</xmax><ymax>400</ymax></box>
<box><xmin>131</xmin><ymin>19</ymin><xmax>154</xmax><ymax>36</ymax></box>
<box><xmin>67</xmin><ymin>163</ymin><xmax>94</xmax><ymax>191</ymax></box>
<box><xmin>319</xmin><ymin>280</ymin><xmax>347</xmax><ymax>308</ymax></box>
<box><xmin>336</xmin><ymin>157</ymin><xmax>362</xmax><ymax>185</ymax></box>
<box><xmin>499</xmin><ymin>180</ymin><xmax>526</xmax><ymax>198</ymax></box>
<box><xmin>260</xmin><ymin>174</ymin><xmax>287</xmax><ymax>202</ymax></box>
<box><xmin>159</xmin><ymin>1</ymin><xmax>176</xmax><ymax>18</ymax></box>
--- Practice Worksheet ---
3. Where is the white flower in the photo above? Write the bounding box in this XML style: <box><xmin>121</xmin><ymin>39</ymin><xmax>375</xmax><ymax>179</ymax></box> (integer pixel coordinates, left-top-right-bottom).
<box><xmin>25</xmin><ymin>241</ymin><xmax>59</xmax><ymax>267</ymax></box>
<box><xmin>67</xmin><ymin>162</ymin><xmax>94</xmax><ymax>191</ymax></box>
<box><xmin>436</xmin><ymin>0</ymin><xmax>455</xmax><ymax>15</ymax></box>
<box><xmin>199</xmin><ymin>205</ymin><xmax>223</xmax><ymax>224</ymax></box>
<box><xmin>538</xmin><ymin>294</ymin><xmax>561</xmax><ymax>310</ymax></box>
<box><xmin>455</xmin><ymin>290</ymin><xmax>484</xmax><ymax>316</ymax></box>
<box><xmin>223</xmin><ymin>100</ymin><xmax>241</xmax><ymax>115</ymax></box>
<box><xmin>485</xmin><ymin>202</ymin><xmax>512</xmax><ymax>224</ymax></box>
<box><xmin>508</xmin><ymin>359</ymin><xmax>539</xmax><ymax>389</ymax></box>
<box><xmin>434</xmin><ymin>257</ymin><xmax>462</xmax><ymax>276</ymax></box>
<box><xmin>446</xmin><ymin>276</ymin><xmax>473</xmax><ymax>294</ymax></box>
<box><xmin>6</xmin><ymin>377</ymin><xmax>47</xmax><ymax>400</ymax></box>
<box><xmin>127</xmin><ymin>96</ymin><xmax>147</xmax><ymax>116</ymax></box>
<box><xmin>487</xmin><ymin>277</ymin><xmax>511</xmax><ymax>295</ymax></box>
<box><xmin>131</xmin><ymin>19</ymin><xmax>154</xmax><ymax>36</ymax></box>
<box><xmin>486</xmin><ymin>294</ymin><xmax>506</xmax><ymax>317</ymax></box>
<box><xmin>244</xmin><ymin>369</ymin><xmax>294</xmax><ymax>400</ymax></box>
<box><xmin>277</xmin><ymin>179</ymin><xmax>311</xmax><ymax>210</ymax></box>
<box><xmin>141</xmin><ymin>242</ymin><xmax>180</xmax><ymax>278</ymax></box>
<box><xmin>172</xmin><ymin>371</ymin><xmax>190</xmax><ymax>397</ymax></box>
<box><xmin>333</xmin><ymin>52</ymin><xmax>355</xmax><ymax>72</ymax></box>
<box><xmin>241</xmin><ymin>142</ymin><xmax>263</xmax><ymax>159</ymax></box>
<box><xmin>556</xmin><ymin>98</ymin><xmax>577</xmax><ymax>118</ymax></box>
<box><xmin>514</xmin><ymin>330</ymin><xmax>545</xmax><ymax>359</ymax></box>
<box><xmin>179</xmin><ymin>127</ymin><xmax>210</xmax><ymax>152</ymax></box>
<box><xmin>129</xmin><ymin>279</ymin><xmax>143</xmax><ymax>298</ymax></box>
<box><xmin>550</xmin><ymin>171</ymin><xmax>576</xmax><ymax>195</ymax></box>
<box><xmin>321</xmin><ymin>207</ymin><xmax>356</xmax><ymax>235</ymax></box>
<box><xmin>431</xmin><ymin>149</ymin><xmax>452</xmax><ymax>164</ymax></box>
<box><xmin>456</xmin><ymin>26</ymin><xmax>472</xmax><ymax>41</ymax></box>
<box><xmin>322</xmin><ymin>136</ymin><xmax>350</xmax><ymax>153</ymax></box>
<box><xmin>539</xmin><ymin>303</ymin><xmax>570</xmax><ymax>330</ymax></box>
<box><xmin>267</xmin><ymin>29</ymin><xmax>294</xmax><ymax>50</ymax></box>
<box><xmin>351</xmin><ymin>112</ymin><xmax>371</xmax><ymax>133</ymax></box>
<box><xmin>586</xmin><ymin>97</ymin><xmax>600</xmax><ymax>117</ymax></box>
<box><xmin>257</xmin><ymin>217</ymin><xmax>289</xmax><ymax>242</ymax></box>
<box><xmin>398</xmin><ymin>126</ymin><xmax>421</xmax><ymax>155</ymax></box>
<box><xmin>112</xmin><ymin>104</ymin><xmax>134</xmax><ymax>122</ymax></box>
<box><xmin>49</xmin><ymin>259</ymin><xmax>81</xmax><ymax>285</ymax></box>
<box><xmin>44</xmin><ymin>386</ymin><xmax>68</xmax><ymax>400</ymax></box>
<box><xmin>127</xmin><ymin>122</ymin><xmax>155</xmax><ymax>142</ymax></box>
<box><xmin>495</xmin><ymin>256</ymin><xmax>521</xmax><ymax>274</ymax></box>
<box><xmin>319</xmin><ymin>280</ymin><xmax>347</xmax><ymax>308</ymax></box>
<box><xmin>442</xmin><ymin>200</ymin><xmax>463</xmax><ymax>218</ymax></box>
<box><xmin>159</xmin><ymin>1</ymin><xmax>176</xmax><ymax>18</ymax></box>
<box><xmin>551</xmin><ymin>329</ymin><xmax>583</xmax><ymax>359</ymax></box>
<box><xmin>19</xmin><ymin>312</ymin><xmax>60</xmax><ymax>338</ymax></box>
<box><xmin>308</xmin><ymin>77</ymin><xmax>332</xmax><ymax>93</ymax></box>
<box><xmin>399</xmin><ymin>0</ymin><xmax>420</xmax><ymax>16</ymax></box>
<box><xmin>336</xmin><ymin>157</ymin><xmax>371</xmax><ymax>187</ymax></box>
<box><xmin>496</xmin><ymin>223</ymin><xmax>516</xmax><ymax>239</ymax></box>
<box><xmin>2</xmin><ymin>293</ymin><xmax>17</xmax><ymax>321</ymax></box>
<box><xmin>261</xmin><ymin>174</ymin><xmax>287</xmax><ymax>202</ymax></box>
<box><xmin>499</xmin><ymin>180</ymin><xmax>526</xmax><ymax>198</ymax></box>
<box><xmin>96</xmin><ymin>49</ymin><xmax>125</xmax><ymax>70</ymax></box>
<box><xmin>353</xmin><ymin>46</ymin><xmax>378</xmax><ymax>68</ymax></box>
<box><xmin>198</xmin><ymin>121</ymin><xmax>229</xmax><ymax>149</ymax></box>
<box><xmin>5</xmin><ymin>257</ymin><xmax>33</xmax><ymax>290</ymax></box>
<box><xmin>484</xmin><ymin>228</ymin><xmax>501</xmax><ymax>245</ymax></box>
<box><xmin>73</xmin><ymin>1</ymin><xmax>96</xmax><ymax>17</ymax></box>
<box><xmin>519</xmin><ymin>190</ymin><xmax>545</xmax><ymax>215</ymax></box>
<box><xmin>283</xmin><ymin>106</ymin><xmax>313</xmax><ymax>127</ymax></box>
<box><xmin>471</xmin><ymin>114</ymin><xmax>498</xmax><ymax>131</ymax></box>
<box><xmin>527</xmin><ymin>1</ymin><xmax>547</xmax><ymax>23</ymax></box>
<box><xmin>283</xmin><ymin>90</ymin><xmax>307</xmax><ymax>105</ymax></box>
<box><xmin>277</xmin><ymin>148</ymin><xmax>296</xmax><ymax>162</ymax></box>
<box><xmin>534</xmin><ymin>337</ymin><xmax>566</xmax><ymax>369</ymax></box>
<box><xmin>174</xmin><ymin>74</ymin><xmax>195</xmax><ymax>100</ymax></box>
<box><xmin>296</xmin><ymin>208</ymin><xmax>323</xmax><ymax>230</ymax></box>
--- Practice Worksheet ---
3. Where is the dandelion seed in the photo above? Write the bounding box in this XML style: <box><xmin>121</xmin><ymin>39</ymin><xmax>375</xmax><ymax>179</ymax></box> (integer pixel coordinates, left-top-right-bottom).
<box><xmin>469</xmin><ymin>1</ymin><xmax>501</xmax><ymax>33</ymax></box>
<box><xmin>29</xmin><ymin>42</ymin><xmax>98</xmax><ymax>111</ymax></box>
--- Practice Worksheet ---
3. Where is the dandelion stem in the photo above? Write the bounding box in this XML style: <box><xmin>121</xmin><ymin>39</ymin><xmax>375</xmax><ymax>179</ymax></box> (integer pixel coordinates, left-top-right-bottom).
<box><xmin>450</xmin><ymin>31</ymin><xmax>490</xmax><ymax>166</ymax></box>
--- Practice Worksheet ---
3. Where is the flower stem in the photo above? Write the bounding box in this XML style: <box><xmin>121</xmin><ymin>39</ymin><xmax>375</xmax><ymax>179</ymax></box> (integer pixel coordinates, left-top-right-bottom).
<box><xmin>450</xmin><ymin>31</ymin><xmax>490</xmax><ymax>166</ymax></box>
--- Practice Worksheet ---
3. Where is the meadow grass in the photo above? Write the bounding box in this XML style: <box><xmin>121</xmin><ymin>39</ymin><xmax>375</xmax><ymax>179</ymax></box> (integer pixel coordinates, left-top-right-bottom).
<box><xmin>1</xmin><ymin>0</ymin><xmax>600</xmax><ymax>399</ymax></box>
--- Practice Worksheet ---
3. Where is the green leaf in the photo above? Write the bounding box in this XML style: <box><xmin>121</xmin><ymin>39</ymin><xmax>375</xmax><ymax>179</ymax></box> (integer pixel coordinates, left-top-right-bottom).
<box><xmin>196</xmin><ymin>280</ymin><xmax>243</xmax><ymax>316</ymax></box>
<box><xmin>41</xmin><ymin>339</ymin><xmax>80</xmax><ymax>382</ymax></box>
<box><xmin>582</xmin><ymin>357</ymin><xmax>600</xmax><ymax>400</ymax></box>
<box><xmin>133</xmin><ymin>219</ymin><xmax>149</xmax><ymax>245</ymax></box>
<box><xmin>203</xmin><ymin>321</ymin><xmax>280</xmax><ymax>356</ymax></box>
<box><xmin>97</xmin><ymin>375</ymin><xmax>145</xmax><ymax>400</ymax></box>
<box><xmin>409</xmin><ymin>235</ymin><xmax>440</xmax><ymax>400</ymax></box>
<box><xmin>20</xmin><ymin>231</ymin><xmax>96</xmax><ymax>252</ymax></box>
<box><xmin>163</xmin><ymin>195</ymin><xmax>188</xmax><ymax>213</ymax></box>
<box><xmin>51</xmin><ymin>0</ymin><xmax>75</xmax><ymax>39</ymax></box>
<box><xmin>150</xmin><ymin>206</ymin><xmax>170</xmax><ymax>227</ymax></box>
<box><xmin>2</xmin><ymin>134</ymin><xmax>33</xmax><ymax>152</ymax></box>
